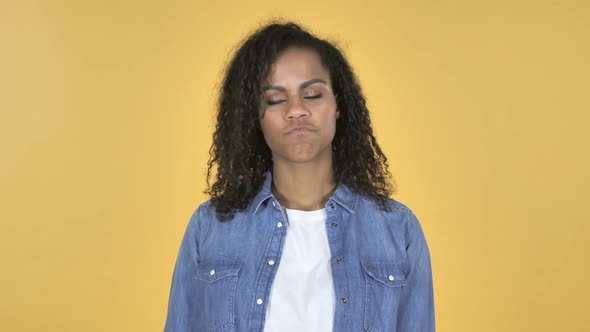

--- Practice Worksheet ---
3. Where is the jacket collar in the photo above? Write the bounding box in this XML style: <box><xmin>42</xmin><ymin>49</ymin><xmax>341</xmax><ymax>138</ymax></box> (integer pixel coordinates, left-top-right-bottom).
<box><xmin>250</xmin><ymin>170</ymin><xmax>358</xmax><ymax>215</ymax></box>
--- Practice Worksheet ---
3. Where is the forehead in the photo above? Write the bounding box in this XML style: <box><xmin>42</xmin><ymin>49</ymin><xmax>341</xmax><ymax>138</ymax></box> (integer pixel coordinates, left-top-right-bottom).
<box><xmin>265</xmin><ymin>47</ymin><xmax>330</xmax><ymax>85</ymax></box>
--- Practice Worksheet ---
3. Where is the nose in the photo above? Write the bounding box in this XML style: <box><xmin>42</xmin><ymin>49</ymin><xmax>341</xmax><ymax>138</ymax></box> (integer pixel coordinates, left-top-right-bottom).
<box><xmin>285</xmin><ymin>95</ymin><xmax>311</xmax><ymax>120</ymax></box>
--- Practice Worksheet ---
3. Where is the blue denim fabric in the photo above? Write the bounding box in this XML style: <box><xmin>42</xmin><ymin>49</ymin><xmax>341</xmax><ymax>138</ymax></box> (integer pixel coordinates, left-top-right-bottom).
<box><xmin>164</xmin><ymin>171</ymin><xmax>435</xmax><ymax>332</ymax></box>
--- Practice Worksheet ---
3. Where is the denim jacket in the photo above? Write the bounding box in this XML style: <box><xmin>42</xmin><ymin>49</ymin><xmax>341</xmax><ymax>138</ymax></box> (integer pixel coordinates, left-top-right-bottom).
<box><xmin>164</xmin><ymin>171</ymin><xmax>435</xmax><ymax>332</ymax></box>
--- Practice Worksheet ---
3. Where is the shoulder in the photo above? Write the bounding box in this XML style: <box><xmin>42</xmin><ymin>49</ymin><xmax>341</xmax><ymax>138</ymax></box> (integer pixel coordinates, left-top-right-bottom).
<box><xmin>189</xmin><ymin>199</ymin><xmax>213</xmax><ymax>218</ymax></box>
<box><xmin>385</xmin><ymin>197</ymin><xmax>414</xmax><ymax>214</ymax></box>
<box><xmin>357</xmin><ymin>195</ymin><xmax>422</xmax><ymax>231</ymax></box>
<box><xmin>186</xmin><ymin>198</ymin><xmax>252</xmax><ymax>230</ymax></box>
<box><xmin>185</xmin><ymin>199</ymin><xmax>215</xmax><ymax>231</ymax></box>
<box><xmin>358</xmin><ymin>194</ymin><xmax>417</xmax><ymax>217</ymax></box>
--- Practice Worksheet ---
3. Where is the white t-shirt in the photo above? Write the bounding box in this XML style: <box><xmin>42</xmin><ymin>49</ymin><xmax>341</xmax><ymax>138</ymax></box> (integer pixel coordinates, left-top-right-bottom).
<box><xmin>263</xmin><ymin>207</ymin><xmax>335</xmax><ymax>332</ymax></box>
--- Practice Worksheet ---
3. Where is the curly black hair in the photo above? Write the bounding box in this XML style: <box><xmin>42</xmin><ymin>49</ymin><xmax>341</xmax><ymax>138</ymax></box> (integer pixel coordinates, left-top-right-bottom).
<box><xmin>205</xmin><ymin>20</ymin><xmax>395</xmax><ymax>221</ymax></box>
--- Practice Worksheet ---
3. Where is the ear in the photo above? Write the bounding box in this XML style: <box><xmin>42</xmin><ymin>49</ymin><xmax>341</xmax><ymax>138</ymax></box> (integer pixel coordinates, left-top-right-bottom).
<box><xmin>334</xmin><ymin>94</ymin><xmax>340</xmax><ymax>119</ymax></box>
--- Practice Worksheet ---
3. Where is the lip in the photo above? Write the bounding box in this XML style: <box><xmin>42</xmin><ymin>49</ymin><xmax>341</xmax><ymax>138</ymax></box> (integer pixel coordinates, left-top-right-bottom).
<box><xmin>286</xmin><ymin>126</ymin><xmax>315</xmax><ymax>135</ymax></box>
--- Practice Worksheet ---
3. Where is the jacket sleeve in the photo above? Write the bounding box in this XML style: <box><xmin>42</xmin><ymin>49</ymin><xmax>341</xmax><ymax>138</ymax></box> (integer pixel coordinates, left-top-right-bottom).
<box><xmin>164</xmin><ymin>206</ymin><xmax>202</xmax><ymax>332</ymax></box>
<box><xmin>397</xmin><ymin>211</ymin><xmax>435</xmax><ymax>331</ymax></box>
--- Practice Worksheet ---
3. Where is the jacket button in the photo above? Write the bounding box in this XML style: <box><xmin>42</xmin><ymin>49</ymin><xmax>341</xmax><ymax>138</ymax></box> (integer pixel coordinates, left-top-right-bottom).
<box><xmin>256</xmin><ymin>298</ymin><xmax>263</xmax><ymax>305</ymax></box>
<box><xmin>329</xmin><ymin>203</ymin><xmax>335</xmax><ymax>209</ymax></box>
<box><xmin>268</xmin><ymin>259</ymin><xmax>275</xmax><ymax>266</ymax></box>
<box><xmin>336</xmin><ymin>257</ymin><xmax>343</xmax><ymax>263</ymax></box>
<box><xmin>209</xmin><ymin>269</ymin><xmax>216</xmax><ymax>276</ymax></box>
<box><xmin>388</xmin><ymin>275</ymin><xmax>395</xmax><ymax>281</ymax></box>
<box><xmin>341</xmin><ymin>297</ymin><xmax>348</xmax><ymax>304</ymax></box>
<box><xmin>331</xmin><ymin>222</ymin><xmax>338</xmax><ymax>228</ymax></box>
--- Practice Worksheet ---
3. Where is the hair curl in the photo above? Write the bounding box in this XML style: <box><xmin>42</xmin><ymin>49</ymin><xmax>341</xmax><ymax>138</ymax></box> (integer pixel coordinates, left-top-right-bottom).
<box><xmin>205</xmin><ymin>20</ymin><xmax>395</xmax><ymax>221</ymax></box>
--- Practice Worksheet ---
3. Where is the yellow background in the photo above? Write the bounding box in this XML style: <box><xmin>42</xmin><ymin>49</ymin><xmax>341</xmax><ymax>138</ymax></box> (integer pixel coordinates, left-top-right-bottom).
<box><xmin>1</xmin><ymin>0</ymin><xmax>589</xmax><ymax>331</ymax></box>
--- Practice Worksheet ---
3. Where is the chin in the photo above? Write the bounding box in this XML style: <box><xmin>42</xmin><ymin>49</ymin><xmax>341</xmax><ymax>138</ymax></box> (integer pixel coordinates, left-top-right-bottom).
<box><xmin>275</xmin><ymin>152</ymin><xmax>319</xmax><ymax>164</ymax></box>
<box><xmin>273</xmin><ymin>145</ymin><xmax>331</xmax><ymax>164</ymax></box>
<box><xmin>283</xmin><ymin>151</ymin><xmax>316</xmax><ymax>162</ymax></box>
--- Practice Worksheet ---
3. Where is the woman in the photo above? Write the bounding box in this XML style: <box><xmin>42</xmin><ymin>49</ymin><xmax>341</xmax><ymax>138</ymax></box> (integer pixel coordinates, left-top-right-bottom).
<box><xmin>165</xmin><ymin>21</ymin><xmax>434</xmax><ymax>332</ymax></box>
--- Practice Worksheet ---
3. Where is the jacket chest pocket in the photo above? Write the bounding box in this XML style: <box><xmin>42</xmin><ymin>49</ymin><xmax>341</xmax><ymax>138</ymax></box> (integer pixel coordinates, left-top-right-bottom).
<box><xmin>192</xmin><ymin>259</ymin><xmax>242</xmax><ymax>332</ymax></box>
<box><xmin>362</xmin><ymin>261</ymin><xmax>407</xmax><ymax>332</ymax></box>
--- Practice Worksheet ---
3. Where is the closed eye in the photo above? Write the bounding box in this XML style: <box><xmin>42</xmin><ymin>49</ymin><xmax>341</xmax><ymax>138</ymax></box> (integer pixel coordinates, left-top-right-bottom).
<box><xmin>266</xmin><ymin>94</ymin><xmax>323</xmax><ymax>106</ymax></box>
<box><xmin>266</xmin><ymin>100</ymin><xmax>286</xmax><ymax>106</ymax></box>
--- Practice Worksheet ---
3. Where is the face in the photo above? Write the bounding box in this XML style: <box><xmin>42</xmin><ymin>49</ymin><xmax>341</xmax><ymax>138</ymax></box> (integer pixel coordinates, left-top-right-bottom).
<box><xmin>259</xmin><ymin>47</ymin><xmax>340</xmax><ymax>164</ymax></box>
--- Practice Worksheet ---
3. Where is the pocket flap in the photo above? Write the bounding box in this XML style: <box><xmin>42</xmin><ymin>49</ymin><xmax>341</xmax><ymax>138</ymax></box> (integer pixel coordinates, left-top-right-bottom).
<box><xmin>362</xmin><ymin>261</ymin><xmax>407</xmax><ymax>287</ymax></box>
<box><xmin>194</xmin><ymin>258</ymin><xmax>243</xmax><ymax>282</ymax></box>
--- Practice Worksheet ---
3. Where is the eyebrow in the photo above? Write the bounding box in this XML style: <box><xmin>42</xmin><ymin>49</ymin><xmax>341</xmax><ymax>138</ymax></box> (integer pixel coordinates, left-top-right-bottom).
<box><xmin>262</xmin><ymin>78</ymin><xmax>327</xmax><ymax>92</ymax></box>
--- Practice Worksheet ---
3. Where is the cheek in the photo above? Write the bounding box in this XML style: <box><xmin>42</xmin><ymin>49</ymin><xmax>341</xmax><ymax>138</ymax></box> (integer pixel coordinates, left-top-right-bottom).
<box><xmin>259</xmin><ymin>117</ymin><xmax>280</xmax><ymax>145</ymax></box>
<box><xmin>325</xmin><ymin>110</ymin><xmax>338</xmax><ymax>131</ymax></box>
<box><xmin>259</xmin><ymin>118</ymin><xmax>270</xmax><ymax>135</ymax></box>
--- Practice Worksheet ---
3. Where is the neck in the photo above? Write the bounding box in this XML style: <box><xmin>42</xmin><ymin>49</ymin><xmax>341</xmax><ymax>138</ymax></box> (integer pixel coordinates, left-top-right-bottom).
<box><xmin>270</xmin><ymin>158</ymin><xmax>337</xmax><ymax>211</ymax></box>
